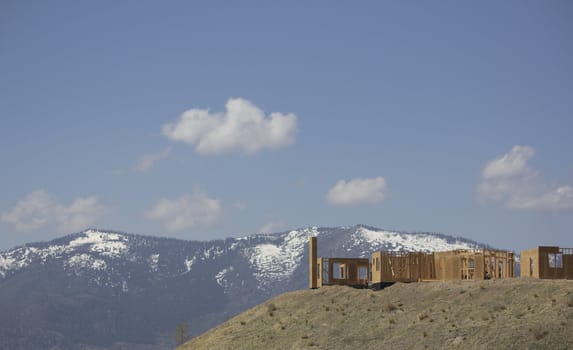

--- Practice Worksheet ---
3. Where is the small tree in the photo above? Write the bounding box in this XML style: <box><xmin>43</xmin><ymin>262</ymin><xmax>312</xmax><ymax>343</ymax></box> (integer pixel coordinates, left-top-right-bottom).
<box><xmin>173</xmin><ymin>321</ymin><xmax>190</xmax><ymax>346</ymax></box>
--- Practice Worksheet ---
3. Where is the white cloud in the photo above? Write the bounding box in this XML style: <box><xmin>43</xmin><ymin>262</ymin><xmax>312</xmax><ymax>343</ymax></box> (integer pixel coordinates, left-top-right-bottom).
<box><xmin>162</xmin><ymin>98</ymin><xmax>297</xmax><ymax>155</ymax></box>
<box><xmin>326</xmin><ymin>177</ymin><xmax>387</xmax><ymax>205</ymax></box>
<box><xmin>482</xmin><ymin>145</ymin><xmax>534</xmax><ymax>179</ymax></box>
<box><xmin>477</xmin><ymin>145</ymin><xmax>573</xmax><ymax>211</ymax></box>
<box><xmin>259</xmin><ymin>221</ymin><xmax>286</xmax><ymax>234</ymax></box>
<box><xmin>0</xmin><ymin>190</ymin><xmax>107</xmax><ymax>232</ymax></box>
<box><xmin>509</xmin><ymin>186</ymin><xmax>573</xmax><ymax>210</ymax></box>
<box><xmin>55</xmin><ymin>196</ymin><xmax>107</xmax><ymax>231</ymax></box>
<box><xmin>232</xmin><ymin>200</ymin><xmax>247</xmax><ymax>211</ymax></box>
<box><xmin>135</xmin><ymin>147</ymin><xmax>171</xmax><ymax>173</ymax></box>
<box><xmin>146</xmin><ymin>191</ymin><xmax>221</xmax><ymax>232</ymax></box>
<box><xmin>0</xmin><ymin>191</ymin><xmax>53</xmax><ymax>231</ymax></box>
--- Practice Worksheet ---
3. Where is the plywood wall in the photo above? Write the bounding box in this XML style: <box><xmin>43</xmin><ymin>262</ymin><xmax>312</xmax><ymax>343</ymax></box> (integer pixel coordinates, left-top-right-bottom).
<box><xmin>521</xmin><ymin>247</ymin><xmax>573</xmax><ymax>280</ymax></box>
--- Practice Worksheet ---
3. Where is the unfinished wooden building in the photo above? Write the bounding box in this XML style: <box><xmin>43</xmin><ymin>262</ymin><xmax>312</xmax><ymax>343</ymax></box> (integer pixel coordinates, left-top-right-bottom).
<box><xmin>369</xmin><ymin>249</ymin><xmax>515</xmax><ymax>288</ymax></box>
<box><xmin>370</xmin><ymin>251</ymin><xmax>436</xmax><ymax>286</ymax></box>
<box><xmin>309</xmin><ymin>237</ymin><xmax>370</xmax><ymax>289</ymax></box>
<box><xmin>521</xmin><ymin>246</ymin><xmax>573</xmax><ymax>279</ymax></box>
<box><xmin>310</xmin><ymin>237</ymin><xmax>516</xmax><ymax>289</ymax></box>
<box><xmin>433</xmin><ymin>249</ymin><xmax>515</xmax><ymax>281</ymax></box>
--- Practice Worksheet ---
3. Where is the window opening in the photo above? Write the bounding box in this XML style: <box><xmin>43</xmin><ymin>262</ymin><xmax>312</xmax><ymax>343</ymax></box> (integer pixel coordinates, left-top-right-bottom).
<box><xmin>358</xmin><ymin>266</ymin><xmax>368</xmax><ymax>280</ymax></box>
<box><xmin>529</xmin><ymin>257</ymin><xmax>533</xmax><ymax>277</ymax></box>
<box><xmin>468</xmin><ymin>258</ymin><xmax>475</xmax><ymax>279</ymax></box>
<box><xmin>332</xmin><ymin>262</ymin><xmax>345</xmax><ymax>279</ymax></box>
<box><xmin>549</xmin><ymin>253</ymin><xmax>563</xmax><ymax>268</ymax></box>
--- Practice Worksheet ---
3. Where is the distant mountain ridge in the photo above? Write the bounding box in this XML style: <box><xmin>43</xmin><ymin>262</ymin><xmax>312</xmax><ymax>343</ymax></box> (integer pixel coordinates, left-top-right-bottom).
<box><xmin>0</xmin><ymin>225</ymin><xmax>489</xmax><ymax>350</ymax></box>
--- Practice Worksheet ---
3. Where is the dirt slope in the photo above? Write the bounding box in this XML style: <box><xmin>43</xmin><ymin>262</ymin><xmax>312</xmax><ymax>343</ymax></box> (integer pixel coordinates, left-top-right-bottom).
<box><xmin>179</xmin><ymin>278</ymin><xmax>573</xmax><ymax>350</ymax></box>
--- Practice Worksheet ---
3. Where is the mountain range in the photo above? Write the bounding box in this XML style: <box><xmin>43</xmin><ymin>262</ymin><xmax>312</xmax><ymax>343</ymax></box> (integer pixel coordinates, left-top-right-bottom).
<box><xmin>0</xmin><ymin>225</ymin><xmax>487</xmax><ymax>349</ymax></box>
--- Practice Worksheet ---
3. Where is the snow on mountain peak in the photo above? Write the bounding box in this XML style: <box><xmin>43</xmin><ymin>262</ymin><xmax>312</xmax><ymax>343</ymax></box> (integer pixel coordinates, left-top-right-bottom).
<box><xmin>184</xmin><ymin>256</ymin><xmax>196</xmax><ymax>272</ymax></box>
<box><xmin>65</xmin><ymin>253</ymin><xmax>107</xmax><ymax>271</ymax></box>
<box><xmin>0</xmin><ymin>229</ymin><xmax>130</xmax><ymax>277</ymax></box>
<box><xmin>356</xmin><ymin>227</ymin><xmax>476</xmax><ymax>253</ymax></box>
<box><xmin>215</xmin><ymin>266</ymin><xmax>235</xmax><ymax>293</ymax></box>
<box><xmin>243</xmin><ymin>227</ymin><xmax>318</xmax><ymax>289</ymax></box>
<box><xmin>69</xmin><ymin>229</ymin><xmax>129</xmax><ymax>257</ymax></box>
<box><xmin>149</xmin><ymin>254</ymin><xmax>160</xmax><ymax>272</ymax></box>
<box><xmin>1</xmin><ymin>225</ymin><xmax>488</xmax><ymax>293</ymax></box>
<box><xmin>0</xmin><ymin>255</ymin><xmax>16</xmax><ymax>277</ymax></box>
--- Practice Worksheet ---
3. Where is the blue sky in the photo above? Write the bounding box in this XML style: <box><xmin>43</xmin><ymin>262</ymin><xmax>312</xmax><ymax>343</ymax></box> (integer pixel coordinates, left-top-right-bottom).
<box><xmin>1</xmin><ymin>1</ymin><xmax>572</xmax><ymax>251</ymax></box>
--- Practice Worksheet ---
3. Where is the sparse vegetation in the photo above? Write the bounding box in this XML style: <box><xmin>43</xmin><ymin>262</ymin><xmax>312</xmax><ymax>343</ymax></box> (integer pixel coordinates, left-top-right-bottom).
<box><xmin>532</xmin><ymin>328</ymin><xmax>549</xmax><ymax>341</ymax></box>
<box><xmin>267</xmin><ymin>303</ymin><xmax>277</xmax><ymax>312</ymax></box>
<box><xmin>383</xmin><ymin>302</ymin><xmax>397</xmax><ymax>312</ymax></box>
<box><xmin>267</xmin><ymin>303</ymin><xmax>277</xmax><ymax>316</ymax></box>
<box><xmin>179</xmin><ymin>279</ymin><xmax>573</xmax><ymax>350</ymax></box>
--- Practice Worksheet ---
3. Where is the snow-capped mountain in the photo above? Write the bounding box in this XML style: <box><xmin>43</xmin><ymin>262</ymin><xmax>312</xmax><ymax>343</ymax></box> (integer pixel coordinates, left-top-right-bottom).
<box><xmin>0</xmin><ymin>225</ymin><xmax>486</xmax><ymax>350</ymax></box>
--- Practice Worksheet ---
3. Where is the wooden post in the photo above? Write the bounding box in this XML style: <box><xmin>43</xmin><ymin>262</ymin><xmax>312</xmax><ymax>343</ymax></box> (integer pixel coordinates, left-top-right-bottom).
<box><xmin>309</xmin><ymin>237</ymin><xmax>318</xmax><ymax>289</ymax></box>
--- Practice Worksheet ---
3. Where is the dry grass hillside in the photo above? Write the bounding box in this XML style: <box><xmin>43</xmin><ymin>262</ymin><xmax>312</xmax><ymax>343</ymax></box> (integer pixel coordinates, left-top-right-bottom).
<box><xmin>179</xmin><ymin>278</ymin><xmax>573</xmax><ymax>350</ymax></box>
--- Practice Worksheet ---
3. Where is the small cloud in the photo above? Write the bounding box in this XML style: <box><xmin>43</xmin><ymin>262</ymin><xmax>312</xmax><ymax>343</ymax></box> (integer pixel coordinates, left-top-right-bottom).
<box><xmin>232</xmin><ymin>200</ymin><xmax>247</xmax><ymax>211</ymax></box>
<box><xmin>326</xmin><ymin>177</ymin><xmax>387</xmax><ymax>205</ymax></box>
<box><xmin>162</xmin><ymin>98</ymin><xmax>298</xmax><ymax>155</ymax></box>
<box><xmin>509</xmin><ymin>186</ymin><xmax>573</xmax><ymax>210</ymax></box>
<box><xmin>146</xmin><ymin>191</ymin><xmax>221</xmax><ymax>232</ymax></box>
<box><xmin>0</xmin><ymin>191</ymin><xmax>53</xmax><ymax>231</ymax></box>
<box><xmin>477</xmin><ymin>145</ymin><xmax>573</xmax><ymax>211</ymax></box>
<box><xmin>481</xmin><ymin>145</ymin><xmax>534</xmax><ymax>179</ymax></box>
<box><xmin>56</xmin><ymin>196</ymin><xmax>108</xmax><ymax>231</ymax></box>
<box><xmin>135</xmin><ymin>147</ymin><xmax>171</xmax><ymax>173</ymax></box>
<box><xmin>259</xmin><ymin>221</ymin><xmax>286</xmax><ymax>234</ymax></box>
<box><xmin>0</xmin><ymin>190</ymin><xmax>108</xmax><ymax>232</ymax></box>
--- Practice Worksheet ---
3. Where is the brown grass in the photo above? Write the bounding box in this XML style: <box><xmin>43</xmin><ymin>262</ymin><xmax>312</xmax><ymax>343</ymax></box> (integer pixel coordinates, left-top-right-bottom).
<box><xmin>179</xmin><ymin>279</ymin><xmax>573</xmax><ymax>350</ymax></box>
<box><xmin>383</xmin><ymin>302</ymin><xmax>397</xmax><ymax>312</ymax></box>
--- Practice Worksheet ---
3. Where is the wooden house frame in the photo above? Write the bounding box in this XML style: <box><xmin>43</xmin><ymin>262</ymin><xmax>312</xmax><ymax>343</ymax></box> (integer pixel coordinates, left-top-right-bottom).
<box><xmin>309</xmin><ymin>237</ymin><xmax>369</xmax><ymax>288</ymax></box>
<box><xmin>370</xmin><ymin>251</ymin><xmax>436</xmax><ymax>287</ymax></box>
<box><xmin>369</xmin><ymin>249</ymin><xmax>515</xmax><ymax>288</ymax></box>
<box><xmin>433</xmin><ymin>249</ymin><xmax>515</xmax><ymax>281</ymax></box>
<box><xmin>316</xmin><ymin>257</ymin><xmax>370</xmax><ymax>288</ymax></box>
<box><xmin>309</xmin><ymin>237</ymin><xmax>516</xmax><ymax>289</ymax></box>
<box><xmin>521</xmin><ymin>246</ymin><xmax>573</xmax><ymax>279</ymax></box>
